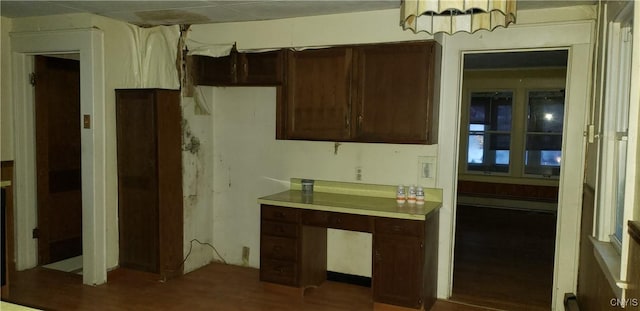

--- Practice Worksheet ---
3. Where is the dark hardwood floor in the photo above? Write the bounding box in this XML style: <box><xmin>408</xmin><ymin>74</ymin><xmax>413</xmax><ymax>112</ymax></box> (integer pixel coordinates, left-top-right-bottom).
<box><xmin>451</xmin><ymin>205</ymin><xmax>557</xmax><ymax>311</ymax></box>
<box><xmin>4</xmin><ymin>263</ymin><xmax>495</xmax><ymax>311</ymax></box>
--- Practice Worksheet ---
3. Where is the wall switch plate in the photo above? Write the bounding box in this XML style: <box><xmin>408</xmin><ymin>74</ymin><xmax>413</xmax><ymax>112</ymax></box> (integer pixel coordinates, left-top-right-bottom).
<box><xmin>418</xmin><ymin>156</ymin><xmax>437</xmax><ymax>187</ymax></box>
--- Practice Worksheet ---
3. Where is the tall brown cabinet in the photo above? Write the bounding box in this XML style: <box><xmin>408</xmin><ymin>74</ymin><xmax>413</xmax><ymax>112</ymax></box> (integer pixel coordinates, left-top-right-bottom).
<box><xmin>116</xmin><ymin>89</ymin><xmax>183</xmax><ymax>280</ymax></box>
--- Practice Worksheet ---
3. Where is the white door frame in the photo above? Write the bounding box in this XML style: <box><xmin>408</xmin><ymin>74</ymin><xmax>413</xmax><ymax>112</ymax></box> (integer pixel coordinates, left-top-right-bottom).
<box><xmin>11</xmin><ymin>28</ymin><xmax>107</xmax><ymax>285</ymax></box>
<box><xmin>435</xmin><ymin>21</ymin><xmax>593</xmax><ymax>310</ymax></box>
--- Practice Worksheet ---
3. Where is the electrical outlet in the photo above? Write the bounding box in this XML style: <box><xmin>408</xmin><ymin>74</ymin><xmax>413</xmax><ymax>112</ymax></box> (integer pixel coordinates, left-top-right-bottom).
<box><xmin>355</xmin><ymin>166</ymin><xmax>362</xmax><ymax>181</ymax></box>
<box><xmin>242</xmin><ymin>246</ymin><xmax>250</xmax><ymax>266</ymax></box>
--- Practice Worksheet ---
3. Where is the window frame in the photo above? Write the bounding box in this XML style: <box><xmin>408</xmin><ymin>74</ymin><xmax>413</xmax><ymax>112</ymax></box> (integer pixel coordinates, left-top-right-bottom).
<box><xmin>591</xmin><ymin>1</ymin><xmax>640</xmax><ymax>296</ymax></box>
<box><xmin>459</xmin><ymin>69</ymin><xmax>568</xmax><ymax>184</ymax></box>
<box><xmin>464</xmin><ymin>90</ymin><xmax>514</xmax><ymax>175</ymax></box>
<box><xmin>521</xmin><ymin>89</ymin><xmax>566</xmax><ymax>179</ymax></box>
<box><xmin>596</xmin><ymin>2</ymin><xmax>635</xmax><ymax>254</ymax></box>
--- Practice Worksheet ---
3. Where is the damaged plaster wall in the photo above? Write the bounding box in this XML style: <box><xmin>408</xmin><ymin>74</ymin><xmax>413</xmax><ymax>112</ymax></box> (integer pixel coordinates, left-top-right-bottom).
<box><xmin>181</xmin><ymin>93</ymin><xmax>216</xmax><ymax>274</ymax></box>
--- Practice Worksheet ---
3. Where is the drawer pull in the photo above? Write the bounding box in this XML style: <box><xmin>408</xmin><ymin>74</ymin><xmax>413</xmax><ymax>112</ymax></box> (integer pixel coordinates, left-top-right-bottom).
<box><xmin>273</xmin><ymin>245</ymin><xmax>282</xmax><ymax>252</ymax></box>
<box><xmin>274</xmin><ymin>211</ymin><xmax>285</xmax><ymax>218</ymax></box>
<box><xmin>392</xmin><ymin>225</ymin><xmax>402</xmax><ymax>232</ymax></box>
<box><xmin>275</xmin><ymin>267</ymin><xmax>284</xmax><ymax>274</ymax></box>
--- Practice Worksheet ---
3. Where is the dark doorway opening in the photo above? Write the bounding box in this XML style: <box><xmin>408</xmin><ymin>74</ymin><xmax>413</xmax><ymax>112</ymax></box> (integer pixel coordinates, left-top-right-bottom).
<box><xmin>34</xmin><ymin>55</ymin><xmax>83</xmax><ymax>274</ymax></box>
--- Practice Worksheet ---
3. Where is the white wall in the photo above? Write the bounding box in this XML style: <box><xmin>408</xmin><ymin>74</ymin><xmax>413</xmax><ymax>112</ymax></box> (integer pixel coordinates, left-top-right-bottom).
<box><xmin>1</xmin><ymin>17</ymin><xmax>12</xmax><ymax>161</ymax></box>
<box><xmin>209</xmin><ymin>87</ymin><xmax>437</xmax><ymax>275</ymax></box>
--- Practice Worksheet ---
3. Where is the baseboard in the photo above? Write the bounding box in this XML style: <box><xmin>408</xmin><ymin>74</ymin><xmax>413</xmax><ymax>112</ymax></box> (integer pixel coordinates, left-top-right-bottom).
<box><xmin>326</xmin><ymin>271</ymin><xmax>371</xmax><ymax>287</ymax></box>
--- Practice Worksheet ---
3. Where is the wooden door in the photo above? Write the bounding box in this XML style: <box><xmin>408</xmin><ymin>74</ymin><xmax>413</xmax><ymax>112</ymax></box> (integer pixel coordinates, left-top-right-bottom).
<box><xmin>286</xmin><ymin>48</ymin><xmax>353</xmax><ymax>141</ymax></box>
<box><xmin>34</xmin><ymin>55</ymin><xmax>82</xmax><ymax>265</ymax></box>
<box><xmin>116</xmin><ymin>90</ymin><xmax>160</xmax><ymax>273</ymax></box>
<box><xmin>355</xmin><ymin>42</ymin><xmax>435</xmax><ymax>143</ymax></box>
<box><xmin>373</xmin><ymin>234</ymin><xmax>424</xmax><ymax>308</ymax></box>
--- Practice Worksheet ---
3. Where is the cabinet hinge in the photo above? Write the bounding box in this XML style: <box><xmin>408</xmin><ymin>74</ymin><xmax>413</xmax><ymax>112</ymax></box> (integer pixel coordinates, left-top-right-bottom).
<box><xmin>32</xmin><ymin>227</ymin><xmax>40</xmax><ymax>239</ymax></box>
<box><xmin>29</xmin><ymin>72</ymin><xmax>36</xmax><ymax>86</ymax></box>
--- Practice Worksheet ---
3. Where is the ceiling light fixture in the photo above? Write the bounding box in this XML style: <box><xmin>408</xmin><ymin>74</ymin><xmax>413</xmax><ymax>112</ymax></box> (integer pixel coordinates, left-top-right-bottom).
<box><xmin>401</xmin><ymin>0</ymin><xmax>517</xmax><ymax>35</ymax></box>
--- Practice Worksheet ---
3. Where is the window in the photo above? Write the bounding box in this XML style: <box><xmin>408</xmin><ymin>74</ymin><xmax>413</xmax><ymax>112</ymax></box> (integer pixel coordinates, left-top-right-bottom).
<box><xmin>524</xmin><ymin>90</ymin><xmax>565</xmax><ymax>177</ymax></box>
<box><xmin>461</xmin><ymin>86</ymin><xmax>566</xmax><ymax>181</ymax></box>
<box><xmin>606</xmin><ymin>20</ymin><xmax>633</xmax><ymax>245</ymax></box>
<box><xmin>466</xmin><ymin>91</ymin><xmax>513</xmax><ymax>174</ymax></box>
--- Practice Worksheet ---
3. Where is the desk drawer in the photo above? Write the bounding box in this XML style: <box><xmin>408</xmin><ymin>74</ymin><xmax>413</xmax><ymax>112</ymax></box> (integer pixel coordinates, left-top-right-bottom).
<box><xmin>261</xmin><ymin>235</ymin><xmax>297</xmax><ymax>261</ymax></box>
<box><xmin>375</xmin><ymin>217</ymin><xmax>424</xmax><ymax>237</ymax></box>
<box><xmin>262</xmin><ymin>220</ymin><xmax>298</xmax><ymax>238</ymax></box>
<box><xmin>262</xmin><ymin>205</ymin><xmax>300</xmax><ymax>223</ymax></box>
<box><xmin>261</xmin><ymin>259</ymin><xmax>298</xmax><ymax>286</ymax></box>
<box><xmin>302</xmin><ymin>210</ymin><xmax>372</xmax><ymax>232</ymax></box>
<box><xmin>329</xmin><ymin>213</ymin><xmax>372</xmax><ymax>232</ymax></box>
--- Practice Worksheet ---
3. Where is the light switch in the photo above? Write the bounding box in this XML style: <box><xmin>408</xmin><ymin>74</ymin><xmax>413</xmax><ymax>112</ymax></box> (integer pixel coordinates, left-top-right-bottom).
<box><xmin>83</xmin><ymin>114</ymin><xmax>91</xmax><ymax>129</ymax></box>
<box><xmin>417</xmin><ymin>156</ymin><xmax>437</xmax><ymax>187</ymax></box>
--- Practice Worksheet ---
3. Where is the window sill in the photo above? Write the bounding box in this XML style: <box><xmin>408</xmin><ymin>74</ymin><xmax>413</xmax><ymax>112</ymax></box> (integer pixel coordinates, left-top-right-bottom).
<box><xmin>590</xmin><ymin>236</ymin><xmax>625</xmax><ymax>298</ymax></box>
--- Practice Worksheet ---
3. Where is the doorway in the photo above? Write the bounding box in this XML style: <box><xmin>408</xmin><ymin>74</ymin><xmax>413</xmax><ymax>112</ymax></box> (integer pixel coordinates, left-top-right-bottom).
<box><xmin>11</xmin><ymin>28</ymin><xmax>107</xmax><ymax>285</ymax></box>
<box><xmin>34</xmin><ymin>55</ymin><xmax>83</xmax><ymax>274</ymax></box>
<box><xmin>451</xmin><ymin>50</ymin><xmax>568</xmax><ymax>310</ymax></box>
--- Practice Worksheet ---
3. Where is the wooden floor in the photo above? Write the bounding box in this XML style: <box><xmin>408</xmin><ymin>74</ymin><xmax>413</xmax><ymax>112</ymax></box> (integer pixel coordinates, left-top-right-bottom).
<box><xmin>451</xmin><ymin>205</ymin><xmax>556</xmax><ymax>311</ymax></box>
<box><xmin>3</xmin><ymin>263</ymin><xmax>497</xmax><ymax>311</ymax></box>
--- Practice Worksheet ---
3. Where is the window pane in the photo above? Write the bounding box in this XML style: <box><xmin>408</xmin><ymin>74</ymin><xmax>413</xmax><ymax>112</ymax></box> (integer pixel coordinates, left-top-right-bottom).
<box><xmin>528</xmin><ymin>91</ymin><xmax>565</xmax><ymax>133</ymax></box>
<box><xmin>467</xmin><ymin>91</ymin><xmax>512</xmax><ymax>174</ymax></box>
<box><xmin>468</xmin><ymin>134</ymin><xmax>484</xmax><ymax>164</ymax></box>
<box><xmin>526</xmin><ymin>134</ymin><xmax>563</xmax><ymax>151</ymax></box>
<box><xmin>496</xmin><ymin>104</ymin><xmax>512</xmax><ymax>131</ymax></box>
<box><xmin>526</xmin><ymin>90</ymin><xmax>564</xmax><ymax>177</ymax></box>
<box><xmin>469</xmin><ymin>91</ymin><xmax>513</xmax><ymax>131</ymax></box>
<box><xmin>614</xmin><ymin>139</ymin><xmax>628</xmax><ymax>242</ymax></box>
<box><xmin>467</xmin><ymin>133</ymin><xmax>510</xmax><ymax>173</ymax></box>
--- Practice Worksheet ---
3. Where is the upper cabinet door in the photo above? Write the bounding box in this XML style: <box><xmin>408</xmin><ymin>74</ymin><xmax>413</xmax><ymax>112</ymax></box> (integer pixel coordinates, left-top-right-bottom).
<box><xmin>193</xmin><ymin>54</ymin><xmax>237</xmax><ymax>85</ymax></box>
<box><xmin>239</xmin><ymin>51</ymin><xmax>284</xmax><ymax>85</ymax></box>
<box><xmin>354</xmin><ymin>42</ymin><xmax>436</xmax><ymax>144</ymax></box>
<box><xmin>286</xmin><ymin>47</ymin><xmax>353</xmax><ymax>141</ymax></box>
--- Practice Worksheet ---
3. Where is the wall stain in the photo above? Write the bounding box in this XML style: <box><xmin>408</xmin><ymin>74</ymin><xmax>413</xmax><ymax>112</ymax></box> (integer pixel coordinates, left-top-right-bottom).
<box><xmin>182</xmin><ymin>119</ymin><xmax>201</xmax><ymax>154</ymax></box>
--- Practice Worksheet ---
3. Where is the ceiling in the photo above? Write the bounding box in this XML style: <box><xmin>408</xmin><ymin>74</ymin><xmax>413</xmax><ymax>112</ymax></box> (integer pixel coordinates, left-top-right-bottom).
<box><xmin>0</xmin><ymin>0</ymin><xmax>596</xmax><ymax>27</ymax></box>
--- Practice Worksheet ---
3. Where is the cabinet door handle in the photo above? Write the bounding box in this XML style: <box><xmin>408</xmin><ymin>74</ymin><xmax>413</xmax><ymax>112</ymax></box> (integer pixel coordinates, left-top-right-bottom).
<box><xmin>357</xmin><ymin>115</ymin><xmax>363</xmax><ymax>131</ymax></box>
<box><xmin>374</xmin><ymin>250</ymin><xmax>382</xmax><ymax>262</ymax></box>
<box><xmin>344</xmin><ymin>115</ymin><xmax>350</xmax><ymax>129</ymax></box>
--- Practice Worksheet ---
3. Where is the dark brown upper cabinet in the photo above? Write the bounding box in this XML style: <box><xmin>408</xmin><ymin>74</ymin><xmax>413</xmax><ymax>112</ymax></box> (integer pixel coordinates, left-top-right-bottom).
<box><xmin>192</xmin><ymin>49</ymin><xmax>284</xmax><ymax>86</ymax></box>
<box><xmin>285</xmin><ymin>47</ymin><xmax>353</xmax><ymax>141</ymax></box>
<box><xmin>278</xmin><ymin>41</ymin><xmax>439</xmax><ymax>144</ymax></box>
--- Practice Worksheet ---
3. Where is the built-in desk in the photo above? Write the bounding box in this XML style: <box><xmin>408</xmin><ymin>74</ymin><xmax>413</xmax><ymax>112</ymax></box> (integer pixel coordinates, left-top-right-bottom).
<box><xmin>257</xmin><ymin>181</ymin><xmax>441</xmax><ymax>310</ymax></box>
